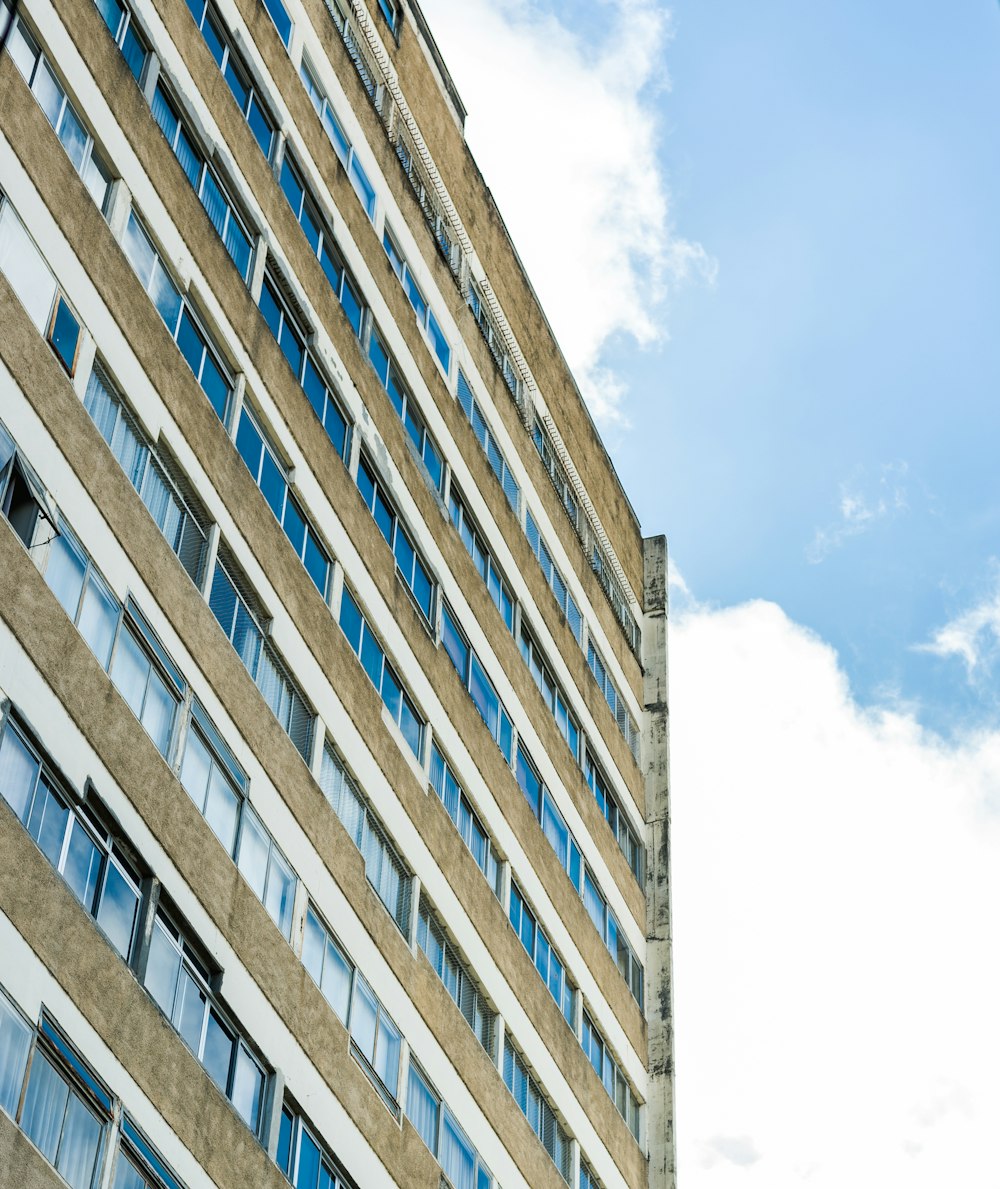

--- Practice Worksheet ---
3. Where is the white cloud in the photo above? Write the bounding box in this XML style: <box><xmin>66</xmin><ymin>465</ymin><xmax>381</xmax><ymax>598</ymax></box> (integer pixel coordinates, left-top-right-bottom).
<box><xmin>670</xmin><ymin>596</ymin><xmax>1000</xmax><ymax>1189</ymax></box>
<box><xmin>413</xmin><ymin>0</ymin><xmax>713</xmax><ymax>426</ymax></box>
<box><xmin>806</xmin><ymin>462</ymin><xmax>909</xmax><ymax>563</ymax></box>
<box><xmin>917</xmin><ymin>572</ymin><xmax>1000</xmax><ymax>676</ymax></box>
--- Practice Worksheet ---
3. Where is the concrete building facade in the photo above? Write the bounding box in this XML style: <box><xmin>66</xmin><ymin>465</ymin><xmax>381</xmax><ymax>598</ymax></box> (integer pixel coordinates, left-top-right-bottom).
<box><xmin>0</xmin><ymin>1</ymin><xmax>675</xmax><ymax>1187</ymax></box>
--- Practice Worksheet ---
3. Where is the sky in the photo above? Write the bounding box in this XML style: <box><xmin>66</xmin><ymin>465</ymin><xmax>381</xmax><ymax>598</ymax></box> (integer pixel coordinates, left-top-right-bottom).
<box><xmin>415</xmin><ymin>1</ymin><xmax>1000</xmax><ymax>1186</ymax></box>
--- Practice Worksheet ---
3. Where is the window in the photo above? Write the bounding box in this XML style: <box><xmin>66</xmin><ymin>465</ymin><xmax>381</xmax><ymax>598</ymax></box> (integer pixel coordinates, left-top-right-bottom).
<box><xmin>144</xmin><ymin>908</ymin><xmax>266</xmax><ymax>1134</ymax></box>
<box><xmin>516</xmin><ymin>742</ymin><xmax>591</xmax><ymax>904</ymax></box>
<box><xmin>40</xmin><ymin>519</ymin><xmax>119</xmax><ymax>666</ymax></box>
<box><xmin>0</xmin><ymin>417</ymin><xmax>57</xmax><ymax>551</ymax></box>
<box><xmin>122</xmin><ymin>211</ymin><xmax>234</xmax><ymax>422</ymax></box>
<box><xmin>40</xmin><ymin>523</ymin><xmax>183</xmax><ymax>759</ymax></box>
<box><xmin>417</xmin><ymin>895</ymin><xmax>495</xmax><ymax>1056</ymax></box>
<box><xmin>376</xmin><ymin>0</ymin><xmax>397</xmax><ymax>31</ymax></box>
<box><xmin>532</xmin><ymin>419</ymin><xmax>641</xmax><ymax>655</ymax></box>
<box><xmin>18</xmin><ymin>1017</ymin><xmax>113</xmax><ymax>1189</ymax></box>
<box><xmin>467</xmin><ymin>282</ymin><xmax>523</xmax><ymax>402</ymax></box>
<box><xmin>179</xmin><ymin>701</ymin><xmax>297</xmax><ymax>940</ymax></box>
<box><xmin>302</xmin><ymin>910</ymin><xmax>404</xmax><ymax>1114</ymax></box>
<box><xmin>502</xmin><ymin>1036</ymin><xmax>572</xmax><ymax>1184</ymax></box>
<box><xmin>586</xmin><ymin>753</ymin><xmax>643</xmax><ymax>884</ymax></box>
<box><xmin>519</xmin><ymin>626</ymin><xmax>580</xmax><ymax>761</ymax></box>
<box><xmin>586</xmin><ymin>639</ymin><xmax>640</xmax><ymax>760</ymax></box>
<box><xmin>319</xmin><ymin>741</ymin><xmax>412</xmax><ymax>933</ymax></box>
<box><xmin>208</xmin><ymin>546</ymin><xmax>314</xmax><ymax>760</ymax></box>
<box><xmin>448</xmin><ymin>485</ymin><xmax>514</xmax><ymax>632</ymax></box>
<box><xmin>84</xmin><ymin>364</ymin><xmax>211</xmax><ymax>587</ymax></box>
<box><xmin>94</xmin><ymin>0</ymin><xmax>150</xmax><ymax>82</ymax></box>
<box><xmin>277</xmin><ymin>1105</ymin><xmax>351</xmax><ymax>1189</ymax></box>
<box><xmin>0</xmin><ymin>718</ymin><xmax>143</xmax><ymax>962</ymax></box>
<box><xmin>150</xmin><ymin>83</ymin><xmax>253</xmax><ymax>281</ymax></box>
<box><xmin>348</xmin><ymin>975</ymin><xmax>401</xmax><ymax>1115</ymax></box>
<box><xmin>0</xmin><ymin>986</ymin><xmax>33</xmax><ymax>1118</ymax></box>
<box><xmin>236</xmin><ymin>805</ymin><xmax>296</xmax><ymax>939</ymax></box>
<box><xmin>301</xmin><ymin>905</ymin><xmax>354</xmax><ymax>1023</ymax></box>
<box><xmin>579</xmin><ymin>1159</ymin><xmax>603</xmax><ymax>1189</ymax></box>
<box><xmin>186</xmin><ymin>0</ymin><xmax>275</xmax><ymax>158</ymax></box>
<box><xmin>456</xmin><ymin>371</ymin><xmax>519</xmax><ymax>512</ymax></box>
<box><xmin>339</xmin><ymin>589</ymin><xmax>423</xmax><ymax>758</ymax></box>
<box><xmin>7</xmin><ymin>17</ymin><xmax>113</xmax><ymax>212</ymax></box>
<box><xmin>508</xmin><ymin>882</ymin><xmax>575</xmax><ymax>1027</ymax></box>
<box><xmin>113</xmin><ymin>1116</ymin><xmax>185</xmax><ymax>1189</ymax></box>
<box><xmin>367</xmin><ymin>325</ymin><xmax>443</xmax><ymax>490</ymax></box>
<box><xmin>179</xmin><ymin>701</ymin><xmax>245</xmax><ymax>859</ymax></box>
<box><xmin>0</xmin><ymin>198</ymin><xmax>81</xmax><ymax>374</ymax></box>
<box><xmin>581</xmin><ymin>870</ymin><xmax>644</xmax><ymax>1009</ymax></box>
<box><xmin>107</xmin><ymin>602</ymin><xmax>184</xmax><ymax>758</ymax></box>
<box><xmin>300</xmin><ymin>59</ymin><xmax>377</xmax><ymax>219</ymax></box>
<box><xmin>278</xmin><ymin>151</ymin><xmax>367</xmax><ymax>336</ymax></box>
<box><xmin>429</xmin><ymin>744</ymin><xmax>500</xmax><ymax>896</ymax></box>
<box><xmin>405</xmin><ymin>1063</ymin><xmax>494</xmax><ymax>1189</ymax></box>
<box><xmin>258</xmin><ymin>273</ymin><xmax>351</xmax><ymax>461</ymax></box>
<box><xmin>440</xmin><ymin>604</ymin><xmax>514</xmax><ymax>764</ymax></box>
<box><xmin>235</xmin><ymin>406</ymin><xmax>331</xmax><ymax>596</ymax></box>
<box><xmin>525</xmin><ymin>512</ymin><xmax>583</xmax><ymax>643</ymax></box>
<box><xmin>383</xmin><ymin>227</ymin><xmax>451</xmax><ymax>372</ymax></box>
<box><xmin>261</xmin><ymin>0</ymin><xmax>292</xmax><ymax>47</ymax></box>
<box><xmin>581</xmin><ymin>1012</ymin><xmax>641</xmax><ymax>1141</ymax></box>
<box><xmin>532</xmin><ymin>420</ymin><xmax>580</xmax><ymax>535</ymax></box>
<box><xmin>356</xmin><ymin>455</ymin><xmax>434</xmax><ymax>621</ymax></box>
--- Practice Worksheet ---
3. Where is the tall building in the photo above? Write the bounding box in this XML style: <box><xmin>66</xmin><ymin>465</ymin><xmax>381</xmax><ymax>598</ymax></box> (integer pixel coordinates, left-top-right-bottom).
<box><xmin>0</xmin><ymin>0</ymin><xmax>674</xmax><ymax>1187</ymax></box>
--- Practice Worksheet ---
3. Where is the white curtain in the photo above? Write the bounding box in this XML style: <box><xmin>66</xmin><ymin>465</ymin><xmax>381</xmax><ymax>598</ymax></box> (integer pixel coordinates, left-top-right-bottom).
<box><xmin>0</xmin><ymin>997</ymin><xmax>31</xmax><ymax>1116</ymax></box>
<box><xmin>56</xmin><ymin>1093</ymin><xmax>102</xmax><ymax>1189</ymax></box>
<box><xmin>21</xmin><ymin>1053</ymin><xmax>68</xmax><ymax>1163</ymax></box>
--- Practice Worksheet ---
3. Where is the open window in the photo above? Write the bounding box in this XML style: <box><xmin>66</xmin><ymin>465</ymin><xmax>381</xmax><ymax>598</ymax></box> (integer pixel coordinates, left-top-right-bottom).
<box><xmin>0</xmin><ymin>420</ymin><xmax>58</xmax><ymax>549</ymax></box>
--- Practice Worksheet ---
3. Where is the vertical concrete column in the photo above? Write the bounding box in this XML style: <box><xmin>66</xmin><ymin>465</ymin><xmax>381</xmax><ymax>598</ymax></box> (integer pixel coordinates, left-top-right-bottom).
<box><xmin>492</xmin><ymin>1013</ymin><xmax>505</xmax><ymax>1073</ymax></box>
<box><xmin>263</xmin><ymin>1067</ymin><xmax>286</xmax><ymax>1160</ymax></box>
<box><xmin>642</xmin><ymin>535</ymin><xmax>676</xmax><ymax>1189</ymax></box>
<box><xmin>140</xmin><ymin>52</ymin><xmax>160</xmax><ymax>106</ymax></box>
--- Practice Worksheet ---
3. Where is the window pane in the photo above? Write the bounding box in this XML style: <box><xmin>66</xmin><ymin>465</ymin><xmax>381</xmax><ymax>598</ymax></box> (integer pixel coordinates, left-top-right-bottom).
<box><xmin>78</xmin><ymin>575</ymin><xmax>119</xmax><ymax>670</ymax></box>
<box><xmin>140</xmin><ymin>664</ymin><xmax>176</xmax><ymax>756</ymax></box>
<box><xmin>44</xmin><ymin>531</ymin><xmax>87</xmax><ymax>622</ymax></box>
<box><xmin>56</xmin><ymin>1091</ymin><xmax>102</xmax><ymax>1189</ymax></box>
<box><xmin>110</xmin><ymin>626</ymin><xmax>150</xmax><ymax>718</ymax></box>
<box><xmin>0</xmin><ymin>993</ymin><xmax>31</xmax><ymax>1116</ymax></box>
<box><xmin>321</xmin><ymin>938</ymin><xmax>352</xmax><ymax>1023</ymax></box>
<box><xmin>296</xmin><ymin>1128</ymin><xmax>321</xmax><ymax>1189</ymax></box>
<box><xmin>96</xmin><ymin>860</ymin><xmax>140</xmax><ymax>960</ymax></box>
<box><xmin>49</xmin><ymin>297</ymin><xmax>80</xmax><ymax>373</ymax></box>
<box><xmin>0</xmin><ymin>724</ymin><xmax>39</xmax><ymax>822</ymax></box>
<box><xmin>27</xmin><ymin>778</ymin><xmax>69</xmax><ymax>868</ymax></box>
<box><xmin>236</xmin><ymin>809</ymin><xmax>269</xmax><ymax>902</ymax></box>
<box><xmin>204</xmin><ymin>765</ymin><xmax>240</xmax><ymax>855</ymax></box>
<box><xmin>375</xmin><ymin>1013</ymin><xmax>400</xmax><ymax>1097</ymax></box>
<box><xmin>56</xmin><ymin>106</ymin><xmax>89</xmax><ymax>173</ymax></box>
<box><xmin>302</xmin><ymin>910</ymin><xmax>325</xmax><ymax>985</ymax></box>
<box><xmin>177</xmin><ymin>968</ymin><xmax>207</xmax><ymax>1053</ymax></box>
<box><xmin>406</xmin><ymin>1065</ymin><xmax>439</xmax><ymax>1155</ymax></box>
<box><xmin>231</xmin><ymin>1046</ymin><xmax>263</xmax><ymax>1132</ymax></box>
<box><xmin>62</xmin><ymin>820</ymin><xmax>102</xmax><ymax>911</ymax></box>
<box><xmin>263</xmin><ymin>845</ymin><xmax>295</xmax><ymax>938</ymax></box>
<box><xmin>21</xmin><ymin>1052</ymin><xmax>69</xmax><ymax>1163</ymax></box>
<box><xmin>350</xmin><ymin>980</ymin><xmax>377</xmax><ymax>1065</ymax></box>
<box><xmin>0</xmin><ymin>202</ymin><xmax>56</xmax><ymax>330</ymax></box>
<box><xmin>179</xmin><ymin>728</ymin><xmax>211</xmax><ymax>814</ymax></box>
<box><xmin>144</xmin><ymin>923</ymin><xmax>181</xmax><ymax>1017</ymax></box>
<box><xmin>202</xmin><ymin>1008</ymin><xmax>233</xmax><ymax>1092</ymax></box>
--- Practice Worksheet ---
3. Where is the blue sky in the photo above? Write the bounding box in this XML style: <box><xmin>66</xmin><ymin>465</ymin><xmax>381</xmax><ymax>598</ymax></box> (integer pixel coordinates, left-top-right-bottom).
<box><xmin>418</xmin><ymin>1</ymin><xmax>1000</xmax><ymax>1185</ymax></box>
<box><xmin>608</xmin><ymin>0</ymin><xmax>1000</xmax><ymax>732</ymax></box>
